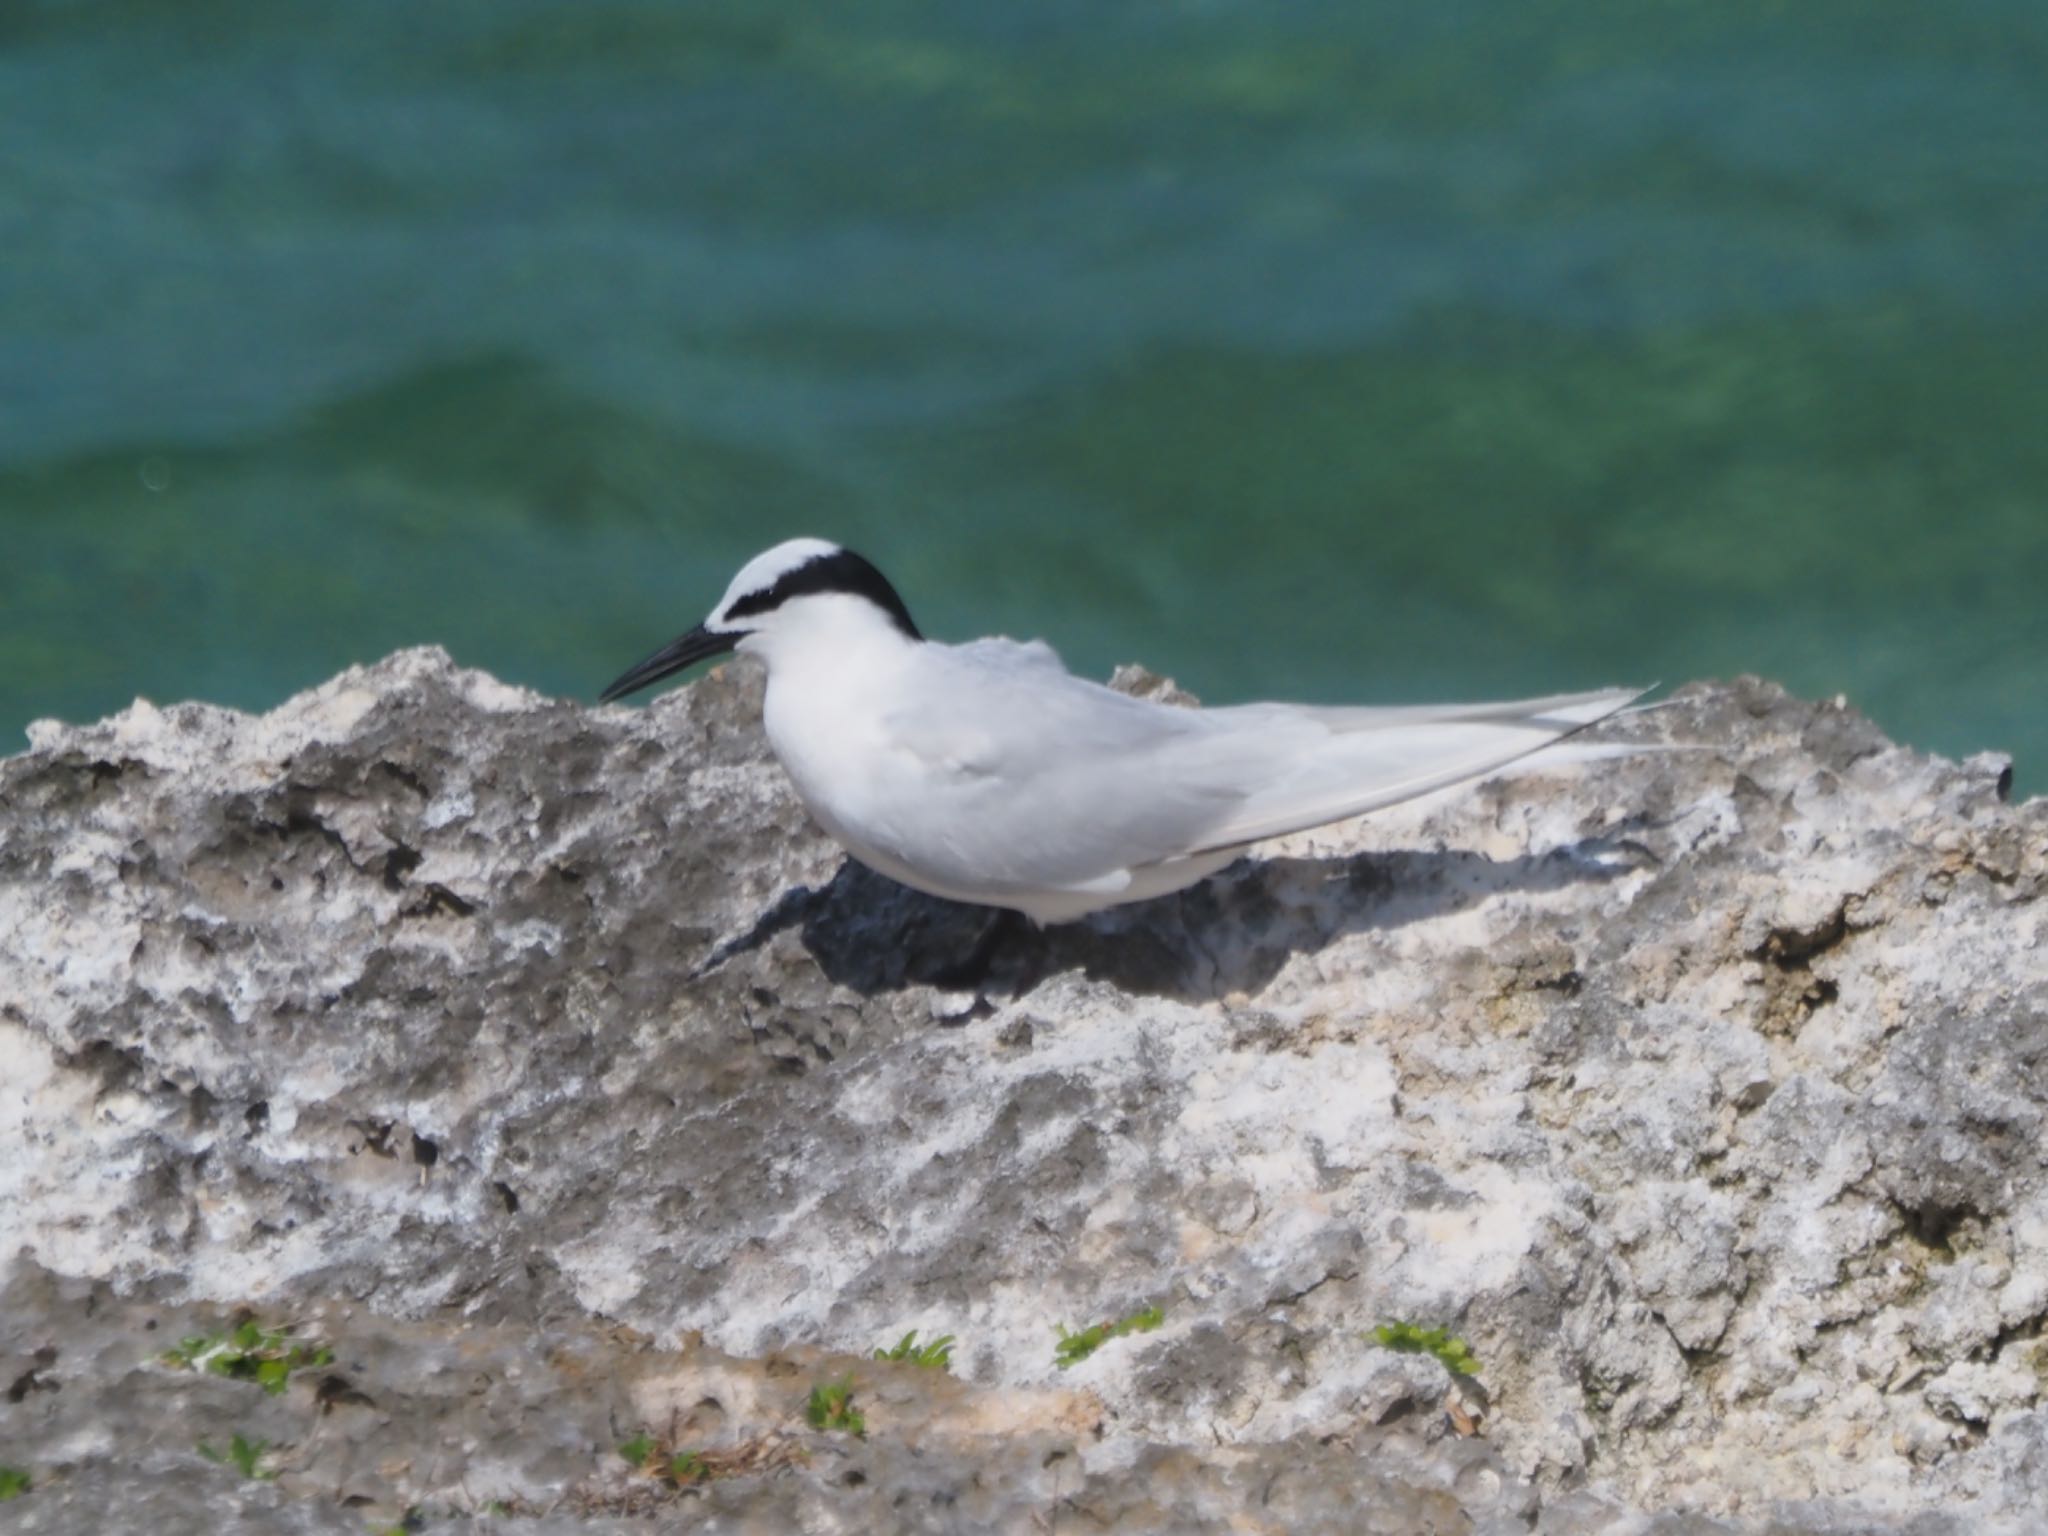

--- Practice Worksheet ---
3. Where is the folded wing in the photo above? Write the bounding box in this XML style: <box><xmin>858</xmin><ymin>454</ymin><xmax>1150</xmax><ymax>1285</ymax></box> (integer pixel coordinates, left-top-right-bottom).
<box><xmin>881</xmin><ymin>644</ymin><xmax>1642</xmax><ymax>899</ymax></box>
<box><xmin>1179</xmin><ymin>686</ymin><xmax>1645</xmax><ymax>852</ymax></box>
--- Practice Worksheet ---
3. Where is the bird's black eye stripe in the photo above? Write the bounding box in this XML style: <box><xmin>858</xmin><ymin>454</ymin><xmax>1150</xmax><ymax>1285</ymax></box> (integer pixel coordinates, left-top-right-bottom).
<box><xmin>725</xmin><ymin>549</ymin><xmax>923</xmax><ymax>639</ymax></box>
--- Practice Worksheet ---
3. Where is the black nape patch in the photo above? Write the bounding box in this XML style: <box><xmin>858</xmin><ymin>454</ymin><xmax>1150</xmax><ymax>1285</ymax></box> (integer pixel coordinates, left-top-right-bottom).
<box><xmin>725</xmin><ymin>548</ymin><xmax>923</xmax><ymax>639</ymax></box>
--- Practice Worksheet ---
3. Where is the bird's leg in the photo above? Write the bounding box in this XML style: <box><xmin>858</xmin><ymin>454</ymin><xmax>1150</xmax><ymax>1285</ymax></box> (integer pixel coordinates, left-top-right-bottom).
<box><xmin>925</xmin><ymin>905</ymin><xmax>1032</xmax><ymax>995</ymax></box>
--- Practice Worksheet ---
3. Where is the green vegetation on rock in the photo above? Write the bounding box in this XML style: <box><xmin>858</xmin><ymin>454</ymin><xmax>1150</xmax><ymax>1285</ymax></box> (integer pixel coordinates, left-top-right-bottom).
<box><xmin>873</xmin><ymin>1330</ymin><xmax>954</xmax><ymax>1370</ymax></box>
<box><xmin>161</xmin><ymin>1320</ymin><xmax>333</xmax><ymax>1395</ymax></box>
<box><xmin>1055</xmin><ymin>1305</ymin><xmax>1165</xmax><ymax>1369</ymax></box>
<box><xmin>1371</xmin><ymin>1321</ymin><xmax>1481</xmax><ymax>1378</ymax></box>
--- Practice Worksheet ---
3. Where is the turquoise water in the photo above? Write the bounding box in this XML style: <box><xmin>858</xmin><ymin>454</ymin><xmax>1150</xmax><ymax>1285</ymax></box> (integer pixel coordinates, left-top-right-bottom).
<box><xmin>4</xmin><ymin>2</ymin><xmax>2044</xmax><ymax>787</ymax></box>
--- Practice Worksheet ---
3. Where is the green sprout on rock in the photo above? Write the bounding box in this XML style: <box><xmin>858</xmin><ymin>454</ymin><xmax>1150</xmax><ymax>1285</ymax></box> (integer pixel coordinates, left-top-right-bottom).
<box><xmin>873</xmin><ymin>1330</ymin><xmax>954</xmax><ymax>1370</ymax></box>
<box><xmin>1371</xmin><ymin>1320</ymin><xmax>1481</xmax><ymax>1378</ymax></box>
<box><xmin>161</xmin><ymin>1320</ymin><xmax>332</xmax><ymax>1395</ymax></box>
<box><xmin>804</xmin><ymin>1379</ymin><xmax>865</xmax><ymax>1436</ymax></box>
<box><xmin>1054</xmin><ymin>1304</ymin><xmax>1165</xmax><ymax>1369</ymax></box>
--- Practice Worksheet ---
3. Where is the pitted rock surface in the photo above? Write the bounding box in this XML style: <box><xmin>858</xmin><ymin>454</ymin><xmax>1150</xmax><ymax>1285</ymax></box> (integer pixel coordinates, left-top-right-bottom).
<box><xmin>1</xmin><ymin>648</ymin><xmax>2042</xmax><ymax>1533</ymax></box>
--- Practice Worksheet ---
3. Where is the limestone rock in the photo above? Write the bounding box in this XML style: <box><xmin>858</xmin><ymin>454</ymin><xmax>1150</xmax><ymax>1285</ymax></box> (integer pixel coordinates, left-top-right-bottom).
<box><xmin>1</xmin><ymin>648</ymin><xmax>2041</xmax><ymax>1532</ymax></box>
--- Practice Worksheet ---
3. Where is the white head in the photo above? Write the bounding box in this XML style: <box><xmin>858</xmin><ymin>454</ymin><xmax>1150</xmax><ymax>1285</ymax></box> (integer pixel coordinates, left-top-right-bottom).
<box><xmin>599</xmin><ymin>539</ymin><xmax>923</xmax><ymax>702</ymax></box>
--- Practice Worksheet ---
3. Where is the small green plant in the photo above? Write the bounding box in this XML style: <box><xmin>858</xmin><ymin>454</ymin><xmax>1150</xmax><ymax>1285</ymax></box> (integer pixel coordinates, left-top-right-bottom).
<box><xmin>606</xmin><ymin>1433</ymin><xmax>798</xmax><ymax>1491</ymax></box>
<box><xmin>0</xmin><ymin>1466</ymin><xmax>30</xmax><ymax>1501</ymax></box>
<box><xmin>162</xmin><ymin>1320</ymin><xmax>333</xmax><ymax>1395</ymax></box>
<box><xmin>1053</xmin><ymin>1304</ymin><xmax>1165</xmax><ymax>1369</ymax></box>
<box><xmin>1371</xmin><ymin>1320</ymin><xmax>1481</xmax><ymax>1378</ymax></box>
<box><xmin>615</xmin><ymin>1432</ymin><xmax>710</xmax><ymax>1485</ymax></box>
<box><xmin>873</xmin><ymin>1330</ymin><xmax>954</xmax><ymax>1370</ymax></box>
<box><xmin>803</xmin><ymin>1379</ymin><xmax>865</xmax><ymax>1436</ymax></box>
<box><xmin>198</xmin><ymin>1432</ymin><xmax>275</xmax><ymax>1480</ymax></box>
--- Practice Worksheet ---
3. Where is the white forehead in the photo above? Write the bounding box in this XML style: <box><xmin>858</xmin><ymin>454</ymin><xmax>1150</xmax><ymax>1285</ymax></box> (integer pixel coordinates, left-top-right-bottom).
<box><xmin>718</xmin><ymin>538</ymin><xmax>842</xmax><ymax>609</ymax></box>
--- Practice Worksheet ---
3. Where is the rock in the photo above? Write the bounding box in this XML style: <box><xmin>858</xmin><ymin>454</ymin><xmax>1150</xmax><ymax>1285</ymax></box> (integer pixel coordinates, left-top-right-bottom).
<box><xmin>0</xmin><ymin>648</ymin><xmax>2041</xmax><ymax>1533</ymax></box>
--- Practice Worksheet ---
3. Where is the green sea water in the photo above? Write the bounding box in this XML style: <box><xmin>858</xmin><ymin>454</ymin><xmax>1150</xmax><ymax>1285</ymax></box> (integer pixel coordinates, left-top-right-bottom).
<box><xmin>4</xmin><ymin>2</ymin><xmax>2044</xmax><ymax>786</ymax></box>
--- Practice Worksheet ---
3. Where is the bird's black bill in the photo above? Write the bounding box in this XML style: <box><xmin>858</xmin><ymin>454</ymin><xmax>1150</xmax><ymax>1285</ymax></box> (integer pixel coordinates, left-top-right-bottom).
<box><xmin>598</xmin><ymin>624</ymin><xmax>739</xmax><ymax>703</ymax></box>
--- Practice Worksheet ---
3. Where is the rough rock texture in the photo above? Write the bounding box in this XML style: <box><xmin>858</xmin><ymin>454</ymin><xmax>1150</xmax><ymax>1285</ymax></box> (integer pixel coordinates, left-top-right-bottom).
<box><xmin>1</xmin><ymin>648</ymin><xmax>2041</xmax><ymax>1534</ymax></box>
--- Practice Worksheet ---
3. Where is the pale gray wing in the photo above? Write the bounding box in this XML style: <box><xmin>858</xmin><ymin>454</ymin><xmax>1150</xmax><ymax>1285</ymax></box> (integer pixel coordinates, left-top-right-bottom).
<box><xmin>879</xmin><ymin>650</ymin><xmax>1642</xmax><ymax>896</ymax></box>
<box><xmin>1177</xmin><ymin>686</ymin><xmax>1645</xmax><ymax>850</ymax></box>
<box><xmin>872</xmin><ymin>641</ymin><xmax>1246</xmax><ymax>896</ymax></box>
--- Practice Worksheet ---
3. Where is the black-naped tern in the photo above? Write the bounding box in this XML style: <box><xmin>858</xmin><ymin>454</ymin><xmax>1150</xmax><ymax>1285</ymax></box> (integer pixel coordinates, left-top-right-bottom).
<box><xmin>601</xmin><ymin>538</ymin><xmax>1644</xmax><ymax>925</ymax></box>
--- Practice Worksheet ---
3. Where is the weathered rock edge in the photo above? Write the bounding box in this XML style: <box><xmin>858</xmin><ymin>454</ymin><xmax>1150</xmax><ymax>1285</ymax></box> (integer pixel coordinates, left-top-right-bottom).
<box><xmin>0</xmin><ymin>649</ymin><xmax>2041</xmax><ymax>1534</ymax></box>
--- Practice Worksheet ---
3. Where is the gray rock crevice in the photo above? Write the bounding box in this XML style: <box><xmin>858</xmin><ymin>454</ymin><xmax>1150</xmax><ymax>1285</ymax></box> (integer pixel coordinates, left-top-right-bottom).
<box><xmin>1</xmin><ymin>648</ymin><xmax>2041</xmax><ymax>1533</ymax></box>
